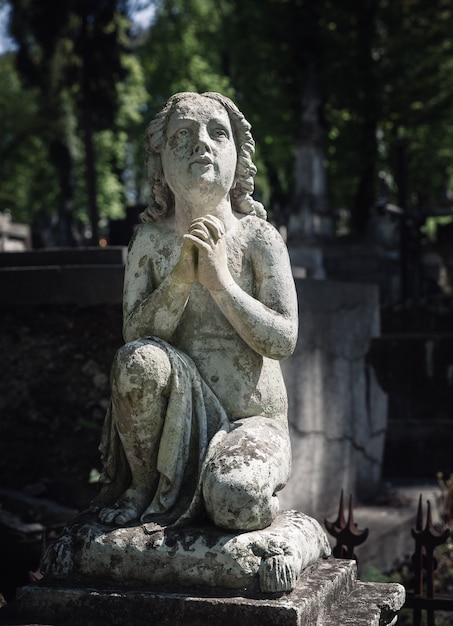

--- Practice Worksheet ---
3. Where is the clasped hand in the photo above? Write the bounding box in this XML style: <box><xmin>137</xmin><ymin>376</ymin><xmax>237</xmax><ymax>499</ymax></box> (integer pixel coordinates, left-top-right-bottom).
<box><xmin>173</xmin><ymin>215</ymin><xmax>232</xmax><ymax>291</ymax></box>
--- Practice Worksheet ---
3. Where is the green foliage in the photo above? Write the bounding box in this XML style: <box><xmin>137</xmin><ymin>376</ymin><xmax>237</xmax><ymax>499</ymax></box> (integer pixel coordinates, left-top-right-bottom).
<box><xmin>437</xmin><ymin>472</ymin><xmax>453</xmax><ymax>525</ymax></box>
<box><xmin>3</xmin><ymin>0</ymin><xmax>453</xmax><ymax>236</ymax></box>
<box><xmin>0</xmin><ymin>52</ymin><xmax>59</xmax><ymax>222</ymax></box>
<box><xmin>361</xmin><ymin>564</ymin><xmax>395</xmax><ymax>584</ymax></box>
<box><xmin>0</xmin><ymin>49</ymin><xmax>147</xmax><ymax>227</ymax></box>
<box><xmin>316</xmin><ymin>0</ymin><xmax>453</xmax><ymax>230</ymax></box>
<box><xmin>422</xmin><ymin>216</ymin><xmax>453</xmax><ymax>242</ymax></box>
<box><xmin>139</xmin><ymin>0</ymin><xmax>234</xmax><ymax>106</ymax></box>
<box><xmin>89</xmin><ymin>467</ymin><xmax>101</xmax><ymax>484</ymax></box>
<box><xmin>374</xmin><ymin>0</ymin><xmax>453</xmax><ymax>211</ymax></box>
<box><xmin>138</xmin><ymin>0</ymin><xmax>303</xmax><ymax>216</ymax></box>
<box><xmin>1</xmin><ymin>0</ymin><xmax>149</xmax><ymax>235</ymax></box>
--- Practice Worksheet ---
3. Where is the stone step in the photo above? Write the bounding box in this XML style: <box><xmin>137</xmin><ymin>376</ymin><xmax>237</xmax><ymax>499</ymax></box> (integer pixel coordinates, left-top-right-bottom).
<box><xmin>322</xmin><ymin>580</ymin><xmax>406</xmax><ymax>626</ymax></box>
<box><xmin>16</xmin><ymin>558</ymin><xmax>360</xmax><ymax>626</ymax></box>
<box><xmin>353</xmin><ymin>481</ymin><xmax>443</xmax><ymax>574</ymax></box>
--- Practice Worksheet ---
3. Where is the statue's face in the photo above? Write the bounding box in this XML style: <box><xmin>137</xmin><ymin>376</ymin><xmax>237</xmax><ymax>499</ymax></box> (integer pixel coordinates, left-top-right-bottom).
<box><xmin>161</xmin><ymin>96</ymin><xmax>237</xmax><ymax>201</ymax></box>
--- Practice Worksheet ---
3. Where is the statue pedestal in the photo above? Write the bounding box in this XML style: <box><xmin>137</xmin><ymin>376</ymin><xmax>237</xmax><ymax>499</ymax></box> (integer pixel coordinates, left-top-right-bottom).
<box><xmin>16</xmin><ymin>558</ymin><xmax>404</xmax><ymax>626</ymax></box>
<box><xmin>36</xmin><ymin>510</ymin><xmax>332</xmax><ymax>593</ymax></box>
<box><xmin>15</xmin><ymin>510</ymin><xmax>404</xmax><ymax>624</ymax></box>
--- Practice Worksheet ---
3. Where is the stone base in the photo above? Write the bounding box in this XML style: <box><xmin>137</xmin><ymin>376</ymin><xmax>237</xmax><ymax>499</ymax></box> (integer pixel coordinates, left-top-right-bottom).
<box><xmin>16</xmin><ymin>558</ymin><xmax>405</xmax><ymax>626</ymax></box>
<box><xmin>40</xmin><ymin>510</ymin><xmax>331</xmax><ymax>593</ymax></box>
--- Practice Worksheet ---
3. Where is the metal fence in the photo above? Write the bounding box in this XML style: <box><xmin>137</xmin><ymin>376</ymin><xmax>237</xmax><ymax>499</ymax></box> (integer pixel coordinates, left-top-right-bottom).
<box><xmin>325</xmin><ymin>491</ymin><xmax>453</xmax><ymax>626</ymax></box>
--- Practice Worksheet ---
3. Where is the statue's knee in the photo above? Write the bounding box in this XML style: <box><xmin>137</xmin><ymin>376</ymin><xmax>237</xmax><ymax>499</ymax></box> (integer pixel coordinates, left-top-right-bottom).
<box><xmin>202</xmin><ymin>469</ymin><xmax>279</xmax><ymax>532</ymax></box>
<box><xmin>112</xmin><ymin>341</ymin><xmax>171</xmax><ymax>396</ymax></box>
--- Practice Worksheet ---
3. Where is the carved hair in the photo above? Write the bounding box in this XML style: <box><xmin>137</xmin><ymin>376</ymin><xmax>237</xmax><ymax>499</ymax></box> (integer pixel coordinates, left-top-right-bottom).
<box><xmin>142</xmin><ymin>92</ymin><xmax>266</xmax><ymax>222</ymax></box>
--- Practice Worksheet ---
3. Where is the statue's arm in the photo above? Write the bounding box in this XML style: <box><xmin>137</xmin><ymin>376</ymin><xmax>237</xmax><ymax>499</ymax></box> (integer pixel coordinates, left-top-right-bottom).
<box><xmin>208</xmin><ymin>225</ymin><xmax>298</xmax><ymax>360</ymax></box>
<box><xmin>122</xmin><ymin>226</ymin><xmax>194</xmax><ymax>343</ymax></box>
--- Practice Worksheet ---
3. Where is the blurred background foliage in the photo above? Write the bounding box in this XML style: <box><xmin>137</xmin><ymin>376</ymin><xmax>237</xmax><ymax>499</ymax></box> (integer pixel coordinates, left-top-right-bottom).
<box><xmin>1</xmin><ymin>0</ymin><xmax>453</xmax><ymax>242</ymax></box>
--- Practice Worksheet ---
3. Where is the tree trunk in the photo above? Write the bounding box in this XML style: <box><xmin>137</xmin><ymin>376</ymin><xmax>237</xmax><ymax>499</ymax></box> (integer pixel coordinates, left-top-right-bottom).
<box><xmin>81</xmin><ymin>8</ymin><xmax>99</xmax><ymax>246</ymax></box>
<box><xmin>49</xmin><ymin>138</ymin><xmax>77</xmax><ymax>246</ymax></box>
<box><xmin>82</xmin><ymin>105</ymin><xmax>99</xmax><ymax>246</ymax></box>
<box><xmin>351</xmin><ymin>0</ymin><xmax>380</xmax><ymax>235</ymax></box>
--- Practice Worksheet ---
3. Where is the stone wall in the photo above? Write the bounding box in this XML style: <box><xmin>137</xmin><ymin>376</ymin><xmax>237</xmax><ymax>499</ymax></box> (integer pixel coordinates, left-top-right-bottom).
<box><xmin>279</xmin><ymin>279</ymin><xmax>387</xmax><ymax>519</ymax></box>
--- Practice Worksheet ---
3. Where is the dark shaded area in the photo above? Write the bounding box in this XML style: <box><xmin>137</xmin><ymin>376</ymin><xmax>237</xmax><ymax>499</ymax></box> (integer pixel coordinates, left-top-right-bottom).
<box><xmin>108</xmin><ymin>204</ymin><xmax>144</xmax><ymax>246</ymax></box>
<box><xmin>0</xmin><ymin>304</ymin><xmax>123</xmax><ymax>605</ymax></box>
<box><xmin>0</xmin><ymin>304</ymin><xmax>123</xmax><ymax>495</ymax></box>
<box><xmin>370</xmin><ymin>305</ymin><xmax>453</xmax><ymax>479</ymax></box>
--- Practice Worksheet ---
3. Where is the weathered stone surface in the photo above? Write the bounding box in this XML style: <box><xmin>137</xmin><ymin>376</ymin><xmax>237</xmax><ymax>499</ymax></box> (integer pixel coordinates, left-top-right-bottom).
<box><xmin>280</xmin><ymin>278</ymin><xmax>387</xmax><ymax>519</ymax></box>
<box><xmin>42</xmin><ymin>510</ymin><xmax>331</xmax><ymax>593</ymax></box>
<box><xmin>92</xmin><ymin>93</ymin><xmax>299</xmax><ymax>547</ymax></box>
<box><xmin>17</xmin><ymin>558</ymin><xmax>405</xmax><ymax>626</ymax></box>
<box><xmin>323</xmin><ymin>580</ymin><xmax>406</xmax><ymax>626</ymax></box>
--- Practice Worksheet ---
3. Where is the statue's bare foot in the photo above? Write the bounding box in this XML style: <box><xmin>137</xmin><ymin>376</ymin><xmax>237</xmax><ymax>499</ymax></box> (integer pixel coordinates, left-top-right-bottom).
<box><xmin>99</xmin><ymin>488</ymin><xmax>149</xmax><ymax>525</ymax></box>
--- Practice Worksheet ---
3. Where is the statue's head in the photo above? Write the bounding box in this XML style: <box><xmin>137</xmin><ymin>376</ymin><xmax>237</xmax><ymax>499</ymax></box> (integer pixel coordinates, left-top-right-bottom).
<box><xmin>142</xmin><ymin>92</ymin><xmax>265</xmax><ymax>222</ymax></box>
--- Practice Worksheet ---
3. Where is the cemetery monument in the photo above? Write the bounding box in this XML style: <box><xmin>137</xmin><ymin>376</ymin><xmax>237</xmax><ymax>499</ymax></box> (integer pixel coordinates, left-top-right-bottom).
<box><xmin>17</xmin><ymin>92</ymin><xmax>404</xmax><ymax>624</ymax></box>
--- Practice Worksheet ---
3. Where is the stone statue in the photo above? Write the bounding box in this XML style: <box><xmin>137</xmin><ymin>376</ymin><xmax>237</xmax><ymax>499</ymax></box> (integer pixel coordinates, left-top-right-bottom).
<box><xmin>96</xmin><ymin>91</ymin><xmax>297</xmax><ymax>531</ymax></box>
<box><xmin>42</xmin><ymin>92</ymin><xmax>330</xmax><ymax>593</ymax></box>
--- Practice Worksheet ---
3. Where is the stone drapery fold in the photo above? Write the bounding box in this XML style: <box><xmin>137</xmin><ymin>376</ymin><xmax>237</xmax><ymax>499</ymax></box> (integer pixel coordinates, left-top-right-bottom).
<box><xmin>95</xmin><ymin>337</ymin><xmax>231</xmax><ymax>526</ymax></box>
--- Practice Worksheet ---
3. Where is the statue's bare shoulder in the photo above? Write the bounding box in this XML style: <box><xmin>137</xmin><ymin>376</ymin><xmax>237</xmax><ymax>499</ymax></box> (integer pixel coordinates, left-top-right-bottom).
<box><xmin>123</xmin><ymin>217</ymin><xmax>180</xmax><ymax>323</ymax></box>
<box><xmin>237</xmin><ymin>214</ymin><xmax>288</xmax><ymax>253</ymax></box>
<box><xmin>236</xmin><ymin>215</ymin><xmax>293</xmax><ymax>292</ymax></box>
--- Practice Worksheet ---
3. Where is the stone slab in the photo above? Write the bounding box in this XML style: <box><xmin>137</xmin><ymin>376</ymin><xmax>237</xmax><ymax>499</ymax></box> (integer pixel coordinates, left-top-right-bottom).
<box><xmin>17</xmin><ymin>558</ymin><xmax>357</xmax><ymax>626</ymax></box>
<box><xmin>0</xmin><ymin>266</ymin><xmax>124</xmax><ymax>305</ymax></box>
<box><xmin>0</xmin><ymin>247</ymin><xmax>127</xmax><ymax>267</ymax></box>
<box><xmin>323</xmin><ymin>581</ymin><xmax>406</xmax><ymax>626</ymax></box>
